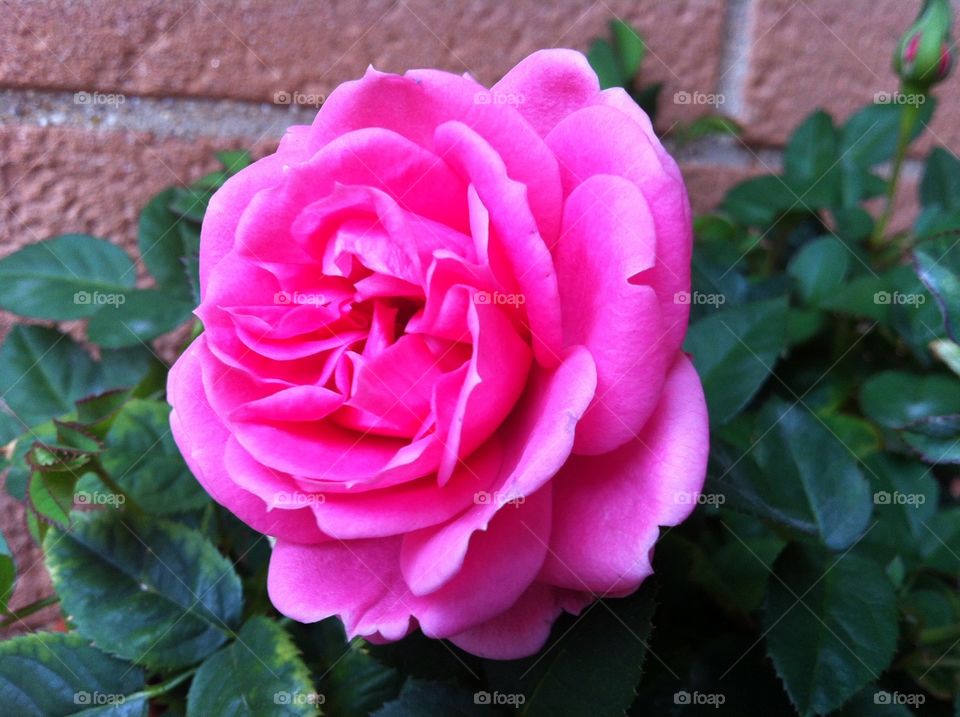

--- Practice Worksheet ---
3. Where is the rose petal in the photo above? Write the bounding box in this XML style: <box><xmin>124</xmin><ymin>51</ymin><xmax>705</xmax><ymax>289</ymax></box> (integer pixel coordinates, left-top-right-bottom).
<box><xmin>539</xmin><ymin>354</ymin><xmax>709</xmax><ymax>594</ymax></box>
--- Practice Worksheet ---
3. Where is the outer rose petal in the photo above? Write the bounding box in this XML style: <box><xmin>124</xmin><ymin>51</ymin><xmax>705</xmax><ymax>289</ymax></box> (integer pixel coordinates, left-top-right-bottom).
<box><xmin>491</xmin><ymin>48</ymin><xmax>600</xmax><ymax>137</ymax></box>
<box><xmin>448</xmin><ymin>583</ymin><xmax>592</xmax><ymax>659</ymax></box>
<box><xmin>539</xmin><ymin>354</ymin><xmax>709</xmax><ymax>594</ymax></box>
<box><xmin>168</xmin><ymin>337</ymin><xmax>324</xmax><ymax>542</ymax></box>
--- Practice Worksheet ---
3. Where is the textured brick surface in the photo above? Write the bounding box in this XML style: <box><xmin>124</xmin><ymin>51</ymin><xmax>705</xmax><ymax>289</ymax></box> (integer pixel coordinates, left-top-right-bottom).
<box><xmin>0</xmin><ymin>0</ymin><xmax>725</xmax><ymax>128</ymax></box>
<box><xmin>744</xmin><ymin>0</ymin><xmax>960</xmax><ymax>150</ymax></box>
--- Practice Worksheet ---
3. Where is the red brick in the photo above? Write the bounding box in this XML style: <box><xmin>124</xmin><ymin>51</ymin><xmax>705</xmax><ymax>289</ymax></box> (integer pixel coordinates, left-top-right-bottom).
<box><xmin>0</xmin><ymin>0</ymin><xmax>724</xmax><ymax>128</ymax></box>
<box><xmin>743</xmin><ymin>0</ymin><xmax>960</xmax><ymax>152</ymax></box>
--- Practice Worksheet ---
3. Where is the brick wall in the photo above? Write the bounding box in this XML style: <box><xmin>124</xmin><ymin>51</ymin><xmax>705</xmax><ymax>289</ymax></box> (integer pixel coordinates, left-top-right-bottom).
<box><xmin>0</xmin><ymin>0</ymin><xmax>958</xmax><ymax>631</ymax></box>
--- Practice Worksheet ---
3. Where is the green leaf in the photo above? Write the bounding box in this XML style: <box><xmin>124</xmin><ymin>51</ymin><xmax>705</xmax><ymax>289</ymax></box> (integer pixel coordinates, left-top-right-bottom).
<box><xmin>0</xmin><ymin>234</ymin><xmax>135</xmax><ymax>320</ymax></box>
<box><xmin>914</xmin><ymin>234</ymin><xmax>960</xmax><ymax>341</ymax></box>
<box><xmin>0</xmin><ymin>530</ymin><xmax>14</xmax><ymax>613</ymax></box>
<box><xmin>765</xmin><ymin>546</ymin><xmax>898</xmax><ymax>717</ymax></box>
<box><xmin>216</xmin><ymin>149</ymin><xmax>252</xmax><ymax>173</ymax></box>
<box><xmin>44</xmin><ymin>511</ymin><xmax>242</xmax><ymax>670</ymax></box>
<box><xmin>0</xmin><ymin>327</ymin><xmax>155</xmax><ymax>430</ymax></box>
<box><xmin>187</xmin><ymin>617</ymin><xmax>318</xmax><ymax>717</ymax></box>
<box><xmin>787</xmin><ymin>236</ymin><xmax>851</xmax><ymax>304</ymax></box>
<box><xmin>0</xmin><ymin>632</ymin><xmax>147</xmax><ymax>717</ymax></box>
<box><xmin>138</xmin><ymin>188</ymin><xmax>192</xmax><ymax>296</ymax></box>
<box><xmin>784</xmin><ymin>110</ymin><xmax>842</xmax><ymax>206</ymax></box>
<box><xmin>835</xmin><ymin>687</ymin><xmax>914</xmax><ymax>716</ymax></box>
<box><xmin>28</xmin><ymin>471</ymin><xmax>77</xmax><ymax>527</ymax></box>
<box><xmin>860</xmin><ymin>371</ymin><xmax>960</xmax><ymax>429</ymax></box>
<box><xmin>712</xmin><ymin>400</ymin><xmax>873</xmax><ymax>550</ymax></box>
<box><xmin>320</xmin><ymin>634</ymin><xmax>401</xmax><ymax>717</ymax></box>
<box><xmin>921</xmin><ymin>147</ymin><xmax>960</xmax><ymax>211</ymax></box>
<box><xmin>518</xmin><ymin>583</ymin><xmax>657</xmax><ymax>717</ymax></box>
<box><xmin>723</xmin><ymin>176</ymin><xmax>800</xmax><ymax>225</ymax></box>
<box><xmin>587</xmin><ymin>38</ymin><xmax>623</xmax><ymax>89</ymax></box>
<box><xmin>92</xmin><ymin>399</ymin><xmax>208</xmax><ymax>515</ymax></box>
<box><xmin>373</xmin><ymin>679</ymin><xmax>490</xmax><ymax>717</ymax></box>
<box><xmin>919</xmin><ymin>508</ymin><xmax>960</xmax><ymax>574</ymax></box>
<box><xmin>86</xmin><ymin>288</ymin><xmax>194</xmax><ymax>348</ymax></box>
<box><xmin>685</xmin><ymin>297</ymin><xmax>788</xmax><ymax>424</ymax></box>
<box><xmin>840</xmin><ymin>101</ymin><xmax>933</xmax><ymax>168</ymax></box>
<box><xmin>609</xmin><ymin>20</ymin><xmax>645</xmax><ymax>78</ymax></box>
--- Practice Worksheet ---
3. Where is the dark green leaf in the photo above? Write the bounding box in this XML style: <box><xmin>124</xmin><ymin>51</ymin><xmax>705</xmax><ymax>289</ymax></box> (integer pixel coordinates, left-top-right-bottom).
<box><xmin>765</xmin><ymin>545</ymin><xmax>898</xmax><ymax>716</ymax></box>
<box><xmin>723</xmin><ymin>176</ymin><xmax>800</xmax><ymax>225</ymax></box>
<box><xmin>840</xmin><ymin>101</ymin><xmax>933</xmax><ymax>168</ymax></box>
<box><xmin>373</xmin><ymin>679</ymin><xmax>490</xmax><ymax>717</ymax></box>
<box><xmin>519</xmin><ymin>583</ymin><xmax>657</xmax><ymax>717</ymax></box>
<box><xmin>187</xmin><ymin>617</ymin><xmax>318</xmax><ymax>717</ymax></box>
<box><xmin>90</xmin><ymin>399</ymin><xmax>208</xmax><ymax>515</ymax></box>
<box><xmin>44</xmin><ymin>511</ymin><xmax>242</xmax><ymax>670</ymax></box>
<box><xmin>609</xmin><ymin>20</ymin><xmax>645</xmax><ymax>78</ymax></box>
<box><xmin>787</xmin><ymin>236</ymin><xmax>850</xmax><ymax>304</ymax></box>
<box><xmin>0</xmin><ymin>530</ymin><xmax>14</xmax><ymax>613</ymax></box>
<box><xmin>0</xmin><ymin>234</ymin><xmax>136</xmax><ymax>321</ymax></box>
<box><xmin>587</xmin><ymin>38</ymin><xmax>623</xmax><ymax>89</ymax></box>
<box><xmin>86</xmin><ymin>288</ymin><xmax>194</xmax><ymax>348</ymax></box>
<box><xmin>138</xmin><ymin>188</ymin><xmax>192</xmax><ymax>296</ymax></box>
<box><xmin>685</xmin><ymin>297</ymin><xmax>788</xmax><ymax>424</ymax></box>
<box><xmin>921</xmin><ymin>147</ymin><xmax>960</xmax><ymax>211</ymax></box>
<box><xmin>0</xmin><ymin>632</ymin><xmax>147</xmax><ymax>717</ymax></box>
<box><xmin>914</xmin><ymin>234</ymin><xmax>960</xmax><ymax>341</ymax></box>
<box><xmin>712</xmin><ymin>400</ymin><xmax>873</xmax><ymax>550</ymax></box>
<box><xmin>860</xmin><ymin>371</ymin><xmax>960</xmax><ymax>429</ymax></box>
<box><xmin>784</xmin><ymin>110</ymin><xmax>842</xmax><ymax>206</ymax></box>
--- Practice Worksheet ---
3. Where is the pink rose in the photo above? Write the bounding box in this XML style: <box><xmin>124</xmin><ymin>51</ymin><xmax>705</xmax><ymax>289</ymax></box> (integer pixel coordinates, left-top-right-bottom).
<box><xmin>168</xmin><ymin>49</ymin><xmax>708</xmax><ymax>659</ymax></box>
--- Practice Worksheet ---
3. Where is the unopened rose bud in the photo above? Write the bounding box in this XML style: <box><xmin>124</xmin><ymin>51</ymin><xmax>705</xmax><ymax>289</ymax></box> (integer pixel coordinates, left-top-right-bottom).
<box><xmin>894</xmin><ymin>0</ymin><xmax>953</xmax><ymax>90</ymax></box>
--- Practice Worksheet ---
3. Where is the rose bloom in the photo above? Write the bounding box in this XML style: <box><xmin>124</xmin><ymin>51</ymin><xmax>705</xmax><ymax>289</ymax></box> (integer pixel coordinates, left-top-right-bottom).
<box><xmin>168</xmin><ymin>49</ymin><xmax>708</xmax><ymax>659</ymax></box>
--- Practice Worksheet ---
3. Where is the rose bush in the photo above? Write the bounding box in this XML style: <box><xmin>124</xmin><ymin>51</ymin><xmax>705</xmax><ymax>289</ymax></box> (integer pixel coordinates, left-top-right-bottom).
<box><xmin>167</xmin><ymin>49</ymin><xmax>708</xmax><ymax>658</ymax></box>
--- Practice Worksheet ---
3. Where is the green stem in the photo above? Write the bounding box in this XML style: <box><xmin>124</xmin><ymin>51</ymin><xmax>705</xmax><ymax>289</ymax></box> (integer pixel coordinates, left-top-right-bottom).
<box><xmin>134</xmin><ymin>668</ymin><xmax>197</xmax><ymax>700</ymax></box>
<box><xmin>919</xmin><ymin>622</ymin><xmax>960</xmax><ymax>645</ymax></box>
<box><xmin>870</xmin><ymin>98</ymin><xmax>922</xmax><ymax>248</ymax></box>
<box><xmin>0</xmin><ymin>595</ymin><xmax>59</xmax><ymax>628</ymax></box>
